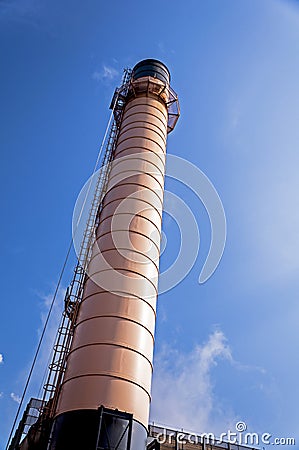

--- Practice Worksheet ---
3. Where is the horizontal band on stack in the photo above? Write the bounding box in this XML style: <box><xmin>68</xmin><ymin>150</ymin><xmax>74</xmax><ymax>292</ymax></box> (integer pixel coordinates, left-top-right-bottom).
<box><xmin>55</xmin><ymin>80</ymin><xmax>168</xmax><ymax>431</ymax></box>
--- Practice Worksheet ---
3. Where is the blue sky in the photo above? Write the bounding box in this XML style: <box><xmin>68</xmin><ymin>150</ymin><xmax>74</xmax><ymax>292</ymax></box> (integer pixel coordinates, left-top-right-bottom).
<box><xmin>1</xmin><ymin>0</ymin><xmax>299</xmax><ymax>448</ymax></box>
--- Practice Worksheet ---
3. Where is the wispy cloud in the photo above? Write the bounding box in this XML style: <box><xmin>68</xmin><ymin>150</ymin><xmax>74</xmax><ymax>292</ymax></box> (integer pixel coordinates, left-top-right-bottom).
<box><xmin>0</xmin><ymin>0</ymin><xmax>45</xmax><ymax>29</ymax></box>
<box><xmin>10</xmin><ymin>392</ymin><xmax>21</xmax><ymax>404</ymax></box>
<box><xmin>230</xmin><ymin>103</ymin><xmax>241</xmax><ymax>130</ymax></box>
<box><xmin>92</xmin><ymin>64</ymin><xmax>119</xmax><ymax>82</ymax></box>
<box><xmin>0</xmin><ymin>286</ymin><xmax>65</xmax><ymax>430</ymax></box>
<box><xmin>157</xmin><ymin>41</ymin><xmax>175</xmax><ymax>55</ymax></box>
<box><xmin>248</xmin><ymin>168</ymin><xmax>299</xmax><ymax>282</ymax></box>
<box><xmin>10</xmin><ymin>286</ymin><xmax>66</xmax><ymax>402</ymax></box>
<box><xmin>150</xmin><ymin>329</ymin><xmax>235</xmax><ymax>435</ymax></box>
<box><xmin>0</xmin><ymin>354</ymin><xmax>3</xmax><ymax>364</ymax></box>
<box><xmin>34</xmin><ymin>287</ymin><xmax>65</xmax><ymax>387</ymax></box>
<box><xmin>0</xmin><ymin>392</ymin><xmax>3</xmax><ymax>399</ymax></box>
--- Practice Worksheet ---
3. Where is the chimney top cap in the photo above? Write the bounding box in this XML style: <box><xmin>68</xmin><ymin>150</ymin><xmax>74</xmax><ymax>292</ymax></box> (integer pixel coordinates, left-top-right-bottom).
<box><xmin>132</xmin><ymin>59</ymin><xmax>170</xmax><ymax>85</ymax></box>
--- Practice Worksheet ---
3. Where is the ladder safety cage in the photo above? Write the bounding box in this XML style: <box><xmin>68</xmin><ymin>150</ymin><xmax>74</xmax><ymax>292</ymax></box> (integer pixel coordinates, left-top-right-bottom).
<box><xmin>39</xmin><ymin>68</ymin><xmax>133</xmax><ymax>423</ymax></box>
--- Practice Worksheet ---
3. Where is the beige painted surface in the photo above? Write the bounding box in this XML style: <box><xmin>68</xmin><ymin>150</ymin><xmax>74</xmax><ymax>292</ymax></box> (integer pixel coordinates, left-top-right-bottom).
<box><xmin>55</xmin><ymin>83</ymin><xmax>168</xmax><ymax>428</ymax></box>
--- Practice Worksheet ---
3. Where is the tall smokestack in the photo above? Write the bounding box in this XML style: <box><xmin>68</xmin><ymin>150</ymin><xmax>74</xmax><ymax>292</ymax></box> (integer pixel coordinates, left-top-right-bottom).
<box><xmin>48</xmin><ymin>59</ymin><xmax>179</xmax><ymax>450</ymax></box>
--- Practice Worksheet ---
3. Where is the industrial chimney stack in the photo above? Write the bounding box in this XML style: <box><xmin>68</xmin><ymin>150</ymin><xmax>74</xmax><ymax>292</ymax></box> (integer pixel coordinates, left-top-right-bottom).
<box><xmin>48</xmin><ymin>59</ymin><xmax>179</xmax><ymax>450</ymax></box>
<box><xmin>8</xmin><ymin>59</ymin><xmax>179</xmax><ymax>450</ymax></box>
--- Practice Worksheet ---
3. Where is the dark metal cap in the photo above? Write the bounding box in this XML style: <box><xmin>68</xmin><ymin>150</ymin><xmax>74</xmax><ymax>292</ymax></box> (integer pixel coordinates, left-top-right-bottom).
<box><xmin>132</xmin><ymin>59</ymin><xmax>170</xmax><ymax>85</ymax></box>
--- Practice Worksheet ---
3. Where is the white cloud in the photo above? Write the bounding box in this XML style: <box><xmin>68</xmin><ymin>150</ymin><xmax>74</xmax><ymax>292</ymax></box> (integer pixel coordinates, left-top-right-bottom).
<box><xmin>103</xmin><ymin>65</ymin><xmax>118</xmax><ymax>80</ymax></box>
<box><xmin>0</xmin><ymin>0</ymin><xmax>46</xmax><ymax>30</ymax></box>
<box><xmin>0</xmin><ymin>392</ymin><xmax>3</xmax><ymax>399</ymax></box>
<box><xmin>0</xmin><ymin>354</ymin><xmax>3</xmax><ymax>364</ymax></box>
<box><xmin>92</xmin><ymin>71</ymin><xmax>102</xmax><ymax>81</ymax></box>
<box><xmin>92</xmin><ymin>64</ymin><xmax>119</xmax><ymax>82</ymax></box>
<box><xmin>228</xmin><ymin>102</ymin><xmax>241</xmax><ymax>131</ymax></box>
<box><xmin>157</xmin><ymin>41</ymin><xmax>175</xmax><ymax>55</ymax></box>
<box><xmin>157</xmin><ymin>41</ymin><xmax>166</xmax><ymax>54</ymax></box>
<box><xmin>248</xmin><ymin>167</ymin><xmax>299</xmax><ymax>282</ymax></box>
<box><xmin>150</xmin><ymin>330</ymin><xmax>235</xmax><ymax>435</ymax></box>
<box><xmin>10</xmin><ymin>392</ymin><xmax>21</xmax><ymax>404</ymax></box>
<box><xmin>2</xmin><ymin>287</ymin><xmax>65</xmax><ymax>413</ymax></box>
<box><xmin>223</xmin><ymin>2</ymin><xmax>299</xmax><ymax>286</ymax></box>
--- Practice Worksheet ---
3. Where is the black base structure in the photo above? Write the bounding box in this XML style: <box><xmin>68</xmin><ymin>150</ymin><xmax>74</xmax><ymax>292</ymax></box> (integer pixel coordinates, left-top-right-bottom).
<box><xmin>48</xmin><ymin>407</ymin><xmax>147</xmax><ymax>450</ymax></box>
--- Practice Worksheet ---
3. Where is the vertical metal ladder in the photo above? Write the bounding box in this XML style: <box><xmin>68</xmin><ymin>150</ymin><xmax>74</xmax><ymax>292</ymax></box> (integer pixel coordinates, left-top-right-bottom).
<box><xmin>40</xmin><ymin>68</ymin><xmax>132</xmax><ymax>421</ymax></box>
